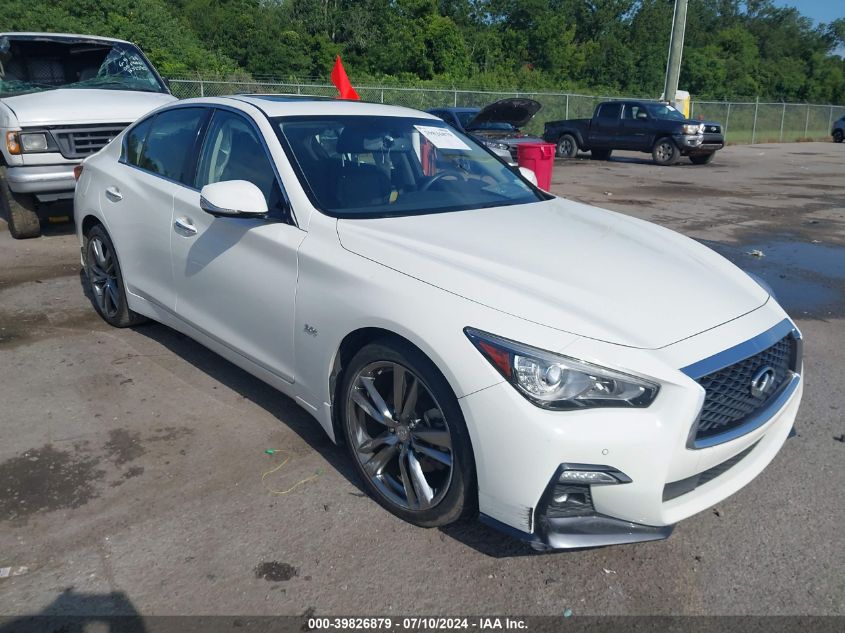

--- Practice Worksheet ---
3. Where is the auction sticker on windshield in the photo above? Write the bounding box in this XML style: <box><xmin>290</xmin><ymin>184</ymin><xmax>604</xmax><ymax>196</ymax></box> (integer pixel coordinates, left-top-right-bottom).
<box><xmin>415</xmin><ymin>125</ymin><xmax>471</xmax><ymax>151</ymax></box>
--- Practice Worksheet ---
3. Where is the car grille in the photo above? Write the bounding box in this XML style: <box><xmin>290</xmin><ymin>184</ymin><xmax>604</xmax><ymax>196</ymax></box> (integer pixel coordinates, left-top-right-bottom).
<box><xmin>52</xmin><ymin>125</ymin><xmax>128</xmax><ymax>159</ymax></box>
<box><xmin>704</xmin><ymin>124</ymin><xmax>721</xmax><ymax>134</ymax></box>
<box><xmin>693</xmin><ymin>336</ymin><xmax>795</xmax><ymax>442</ymax></box>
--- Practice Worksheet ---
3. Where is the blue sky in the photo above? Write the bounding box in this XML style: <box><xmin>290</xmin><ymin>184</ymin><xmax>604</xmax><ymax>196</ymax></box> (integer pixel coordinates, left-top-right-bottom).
<box><xmin>772</xmin><ymin>1</ymin><xmax>842</xmax><ymax>26</ymax></box>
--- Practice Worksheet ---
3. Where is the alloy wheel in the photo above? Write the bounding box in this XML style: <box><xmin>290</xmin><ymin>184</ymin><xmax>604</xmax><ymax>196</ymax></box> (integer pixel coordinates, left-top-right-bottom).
<box><xmin>656</xmin><ymin>141</ymin><xmax>674</xmax><ymax>162</ymax></box>
<box><xmin>87</xmin><ymin>236</ymin><xmax>120</xmax><ymax>319</ymax></box>
<box><xmin>346</xmin><ymin>361</ymin><xmax>454</xmax><ymax>511</ymax></box>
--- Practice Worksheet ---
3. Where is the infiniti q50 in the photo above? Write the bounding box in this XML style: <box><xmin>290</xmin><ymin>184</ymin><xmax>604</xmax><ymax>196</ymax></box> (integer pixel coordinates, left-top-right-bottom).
<box><xmin>73</xmin><ymin>96</ymin><xmax>803</xmax><ymax>549</ymax></box>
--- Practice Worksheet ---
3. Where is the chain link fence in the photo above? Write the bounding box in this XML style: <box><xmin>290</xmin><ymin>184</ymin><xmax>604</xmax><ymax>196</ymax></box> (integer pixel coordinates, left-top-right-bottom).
<box><xmin>168</xmin><ymin>78</ymin><xmax>845</xmax><ymax>145</ymax></box>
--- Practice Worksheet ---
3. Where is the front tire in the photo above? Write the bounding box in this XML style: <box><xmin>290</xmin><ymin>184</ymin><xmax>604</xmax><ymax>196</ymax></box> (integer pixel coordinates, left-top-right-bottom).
<box><xmin>340</xmin><ymin>340</ymin><xmax>476</xmax><ymax>527</ymax></box>
<box><xmin>556</xmin><ymin>134</ymin><xmax>578</xmax><ymax>158</ymax></box>
<box><xmin>1</xmin><ymin>169</ymin><xmax>41</xmax><ymax>239</ymax></box>
<box><xmin>834</xmin><ymin>129</ymin><xmax>844</xmax><ymax>143</ymax></box>
<box><xmin>83</xmin><ymin>224</ymin><xmax>146</xmax><ymax>327</ymax></box>
<box><xmin>652</xmin><ymin>138</ymin><xmax>679</xmax><ymax>165</ymax></box>
<box><xmin>689</xmin><ymin>153</ymin><xmax>715</xmax><ymax>165</ymax></box>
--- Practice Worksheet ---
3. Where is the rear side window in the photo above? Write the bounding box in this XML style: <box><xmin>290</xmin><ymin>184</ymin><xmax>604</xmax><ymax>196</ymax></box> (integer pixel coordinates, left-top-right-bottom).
<box><xmin>597</xmin><ymin>103</ymin><xmax>622</xmax><ymax>120</ymax></box>
<box><xmin>122</xmin><ymin>116</ymin><xmax>153</xmax><ymax>166</ymax></box>
<box><xmin>137</xmin><ymin>108</ymin><xmax>206</xmax><ymax>184</ymax></box>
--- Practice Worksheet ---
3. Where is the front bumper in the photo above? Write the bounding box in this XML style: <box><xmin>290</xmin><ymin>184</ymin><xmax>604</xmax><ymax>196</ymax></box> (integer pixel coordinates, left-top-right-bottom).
<box><xmin>461</xmin><ymin>308</ymin><xmax>803</xmax><ymax>550</ymax></box>
<box><xmin>5</xmin><ymin>164</ymin><xmax>77</xmax><ymax>196</ymax></box>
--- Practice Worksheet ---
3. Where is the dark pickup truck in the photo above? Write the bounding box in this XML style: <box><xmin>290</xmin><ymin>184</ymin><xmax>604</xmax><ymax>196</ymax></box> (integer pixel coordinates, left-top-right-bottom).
<box><xmin>543</xmin><ymin>100</ymin><xmax>725</xmax><ymax>165</ymax></box>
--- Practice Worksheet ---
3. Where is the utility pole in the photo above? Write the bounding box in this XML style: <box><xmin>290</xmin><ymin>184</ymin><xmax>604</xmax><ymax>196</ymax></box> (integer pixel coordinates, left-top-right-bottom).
<box><xmin>662</xmin><ymin>0</ymin><xmax>689</xmax><ymax>106</ymax></box>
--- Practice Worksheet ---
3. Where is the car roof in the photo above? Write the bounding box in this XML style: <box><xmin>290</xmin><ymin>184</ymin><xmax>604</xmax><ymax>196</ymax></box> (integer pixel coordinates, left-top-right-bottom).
<box><xmin>0</xmin><ymin>32</ymin><xmax>131</xmax><ymax>45</ymax></box>
<box><xmin>202</xmin><ymin>95</ymin><xmax>441</xmax><ymax>120</ymax></box>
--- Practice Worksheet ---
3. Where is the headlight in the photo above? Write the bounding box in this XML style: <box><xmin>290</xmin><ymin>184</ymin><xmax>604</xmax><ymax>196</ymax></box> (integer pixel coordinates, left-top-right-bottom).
<box><xmin>465</xmin><ymin>328</ymin><xmax>659</xmax><ymax>410</ymax></box>
<box><xmin>682</xmin><ymin>124</ymin><xmax>703</xmax><ymax>135</ymax></box>
<box><xmin>484</xmin><ymin>140</ymin><xmax>509</xmax><ymax>151</ymax></box>
<box><xmin>20</xmin><ymin>132</ymin><xmax>49</xmax><ymax>152</ymax></box>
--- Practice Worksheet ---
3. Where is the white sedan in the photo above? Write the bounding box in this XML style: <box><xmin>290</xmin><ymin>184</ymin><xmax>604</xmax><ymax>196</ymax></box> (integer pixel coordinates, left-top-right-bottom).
<box><xmin>73</xmin><ymin>96</ymin><xmax>803</xmax><ymax>550</ymax></box>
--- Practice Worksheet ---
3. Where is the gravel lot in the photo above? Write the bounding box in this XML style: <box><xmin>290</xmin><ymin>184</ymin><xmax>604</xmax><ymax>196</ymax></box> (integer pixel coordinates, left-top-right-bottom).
<box><xmin>0</xmin><ymin>142</ymin><xmax>843</xmax><ymax>617</ymax></box>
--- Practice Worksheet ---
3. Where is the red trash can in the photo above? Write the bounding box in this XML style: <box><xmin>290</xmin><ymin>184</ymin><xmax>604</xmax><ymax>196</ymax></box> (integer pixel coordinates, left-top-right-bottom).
<box><xmin>516</xmin><ymin>142</ymin><xmax>556</xmax><ymax>191</ymax></box>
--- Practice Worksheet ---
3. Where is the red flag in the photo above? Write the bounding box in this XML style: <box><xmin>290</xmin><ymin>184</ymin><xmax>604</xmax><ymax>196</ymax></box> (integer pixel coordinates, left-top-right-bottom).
<box><xmin>330</xmin><ymin>55</ymin><xmax>360</xmax><ymax>100</ymax></box>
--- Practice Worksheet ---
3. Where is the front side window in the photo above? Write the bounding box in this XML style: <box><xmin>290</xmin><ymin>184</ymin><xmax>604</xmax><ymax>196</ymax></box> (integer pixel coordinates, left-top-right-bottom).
<box><xmin>196</xmin><ymin>110</ymin><xmax>287</xmax><ymax>219</ymax></box>
<box><xmin>137</xmin><ymin>108</ymin><xmax>206</xmax><ymax>184</ymax></box>
<box><xmin>275</xmin><ymin>116</ymin><xmax>544</xmax><ymax>218</ymax></box>
<box><xmin>624</xmin><ymin>105</ymin><xmax>647</xmax><ymax>120</ymax></box>
<box><xmin>0</xmin><ymin>36</ymin><xmax>167</xmax><ymax>97</ymax></box>
<box><xmin>646</xmin><ymin>103</ymin><xmax>686</xmax><ymax>121</ymax></box>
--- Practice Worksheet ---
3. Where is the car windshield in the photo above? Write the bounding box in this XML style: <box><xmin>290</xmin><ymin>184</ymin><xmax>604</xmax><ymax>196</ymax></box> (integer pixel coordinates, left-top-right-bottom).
<box><xmin>275</xmin><ymin>115</ymin><xmax>543</xmax><ymax>218</ymax></box>
<box><xmin>645</xmin><ymin>103</ymin><xmax>687</xmax><ymax>121</ymax></box>
<box><xmin>455</xmin><ymin>110</ymin><xmax>479</xmax><ymax>129</ymax></box>
<box><xmin>0</xmin><ymin>36</ymin><xmax>166</xmax><ymax>97</ymax></box>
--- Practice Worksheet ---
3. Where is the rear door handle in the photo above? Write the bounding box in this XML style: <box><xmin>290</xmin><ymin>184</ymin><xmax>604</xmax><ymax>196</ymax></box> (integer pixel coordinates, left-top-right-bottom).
<box><xmin>173</xmin><ymin>217</ymin><xmax>197</xmax><ymax>236</ymax></box>
<box><xmin>105</xmin><ymin>186</ymin><xmax>122</xmax><ymax>202</ymax></box>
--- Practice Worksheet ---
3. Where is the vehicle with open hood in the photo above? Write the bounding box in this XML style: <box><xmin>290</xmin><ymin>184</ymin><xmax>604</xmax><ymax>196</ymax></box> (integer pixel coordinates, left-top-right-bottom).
<box><xmin>428</xmin><ymin>98</ymin><xmax>543</xmax><ymax>162</ymax></box>
<box><xmin>0</xmin><ymin>32</ymin><xmax>176</xmax><ymax>238</ymax></box>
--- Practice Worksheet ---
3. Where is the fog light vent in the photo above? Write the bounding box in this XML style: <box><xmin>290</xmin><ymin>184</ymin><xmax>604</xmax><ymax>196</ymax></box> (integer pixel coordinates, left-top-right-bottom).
<box><xmin>546</xmin><ymin>484</ymin><xmax>594</xmax><ymax>518</ymax></box>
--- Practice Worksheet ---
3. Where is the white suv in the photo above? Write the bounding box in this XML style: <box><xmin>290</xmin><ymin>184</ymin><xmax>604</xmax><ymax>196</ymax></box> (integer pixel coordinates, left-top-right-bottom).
<box><xmin>0</xmin><ymin>32</ymin><xmax>176</xmax><ymax>238</ymax></box>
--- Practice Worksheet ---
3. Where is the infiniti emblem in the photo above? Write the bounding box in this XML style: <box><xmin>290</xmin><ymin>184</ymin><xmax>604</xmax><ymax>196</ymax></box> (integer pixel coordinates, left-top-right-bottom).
<box><xmin>750</xmin><ymin>365</ymin><xmax>776</xmax><ymax>399</ymax></box>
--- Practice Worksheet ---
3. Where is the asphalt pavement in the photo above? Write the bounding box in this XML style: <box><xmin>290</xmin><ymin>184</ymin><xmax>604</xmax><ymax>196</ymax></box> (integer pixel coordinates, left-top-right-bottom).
<box><xmin>0</xmin><ymin>142</ymin><xmax>842</xmax><ymax>617</ymax></box>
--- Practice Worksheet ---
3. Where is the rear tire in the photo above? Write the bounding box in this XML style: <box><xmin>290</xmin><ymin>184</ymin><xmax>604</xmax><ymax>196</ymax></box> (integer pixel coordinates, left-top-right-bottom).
<box><xmin>83</xmin><ymin>224</ymin><xmax>147</xmax><ymax>327</ymax></box>
<box><xmin>689</xmin><ymin>153</ymin><xmax>715</xmax><ymax>165</ymax></box>
<box><xmin>652</xmin><ymin>138</ymin><xmax>679</xmax><ymax>166</ymax></box>
<box><xmin>1</xmin><ymin>169</ymin><xmax>41</xmax><ymax>239</ymax></box>
<box><xmin>591</xmin><ymin>149</ymin><xmax>613</xmax><ymax>160</ymax></box>
<box><xmin>340</xmin><ymin>339</ymin><xmax>476</xmax><ymax>528</ymax></box>
<box><xmin>834</xmin><ymin>129</ymin><xmax>844</xmax><ymax>143</ymax></box>
<box><xmin>556</xmin><ymin>134</ymin><xmax>578</xmax><ymax>158</ymax></box>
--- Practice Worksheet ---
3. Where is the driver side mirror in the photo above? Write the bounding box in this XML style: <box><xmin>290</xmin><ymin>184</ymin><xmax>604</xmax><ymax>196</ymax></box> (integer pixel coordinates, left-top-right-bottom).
<box><xmin>200</xmin><ymin>180</ymin><xmax>268</xmax><ymax>219</ymax></box>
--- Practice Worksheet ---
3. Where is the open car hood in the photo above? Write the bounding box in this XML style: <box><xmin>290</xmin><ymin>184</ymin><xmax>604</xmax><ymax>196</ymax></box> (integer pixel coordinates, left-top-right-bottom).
<box><xmin>466</xmin><ymin>98</ymin><xmax>541</xmax><ymax>130</ymax></box>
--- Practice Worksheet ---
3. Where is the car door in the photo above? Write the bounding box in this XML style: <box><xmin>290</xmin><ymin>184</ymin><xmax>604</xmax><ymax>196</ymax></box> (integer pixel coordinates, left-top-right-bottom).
<box><xmin>620</xmin><ymin>103</ymin><xmax>652</xmax><ymax>150</ymax></box>
<box><xmin>105</xmin><ymin>107</ymin><xmax>208</xmax><ymax>309</ymax></box>
<box><xmin>591</xmin><ymin>102</ymin><xmax>623</xmax><ymax>148</ymax></box>
<box><xmin>170</xmin><ymin>107</ymin><xmax>305</xmax><ymax>384</ymax></box>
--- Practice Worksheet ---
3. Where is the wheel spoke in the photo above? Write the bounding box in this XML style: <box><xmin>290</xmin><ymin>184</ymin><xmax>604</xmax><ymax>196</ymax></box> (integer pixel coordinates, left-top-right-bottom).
<box><xmin>407</xmin><ymin>449</ymin><xmax>434</xmax><ymax>508</ymax></box>
<box><xmin>393</xmin><ymin>366</ymin><xmax>406</xmax><ymax>416</ymax></box>
<box><xmin>105</xmin><ymin>280</ymin><xmax>120</xmax><ymax>313</ymax></box>
<box><xmin>103</xmin><ymin>251</ymin><xmax>115</xmax><ymax>275</ymax></box>
<box><xmin>411</xmin><ymin>441</ymin><xmax>452</xmax><ymax>467</ymax></box>
<box><xmin>363</xmin><ymin>443</ymin><xmax>399</xmax><ymax>477</ymax></box>
<box><xmin>398</xmin><ymin>446</ymin><xmax>418</xmax><ymax>508</ymax></box>
<box><xmin>359</xmin><ymin>432</ymin><xmax>397</xmax><ymax>454</ymax></box>
<box><xmin>411</xmin><ymin>429</ymin><xmax>451</xmax><ymax>449</ymax></box>
<box><xmin>360</xmin><ymin>376</ymin><xmax>395</xmax><ymax>425</ymax></box>
<box><xmin>352</xmin><ymin>384</ymin><xmax>395</xmax><ymax>428</ymax></box>
<box><xmin>92</xmin><ymin>239</ymin><xmax>107</xmax><ymax>268</ymax></box>
<box><xmin>400</xmin><ymin>375</ymin><xmax>418</xmax><ymax>420</ymax></box>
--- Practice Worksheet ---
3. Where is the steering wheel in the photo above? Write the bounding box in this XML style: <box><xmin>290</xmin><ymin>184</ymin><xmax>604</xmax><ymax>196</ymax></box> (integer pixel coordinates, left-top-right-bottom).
<box><xmin>421</xmin><ymin>169</ymin><xmax>468</xmax><ymax>191</ymax></box>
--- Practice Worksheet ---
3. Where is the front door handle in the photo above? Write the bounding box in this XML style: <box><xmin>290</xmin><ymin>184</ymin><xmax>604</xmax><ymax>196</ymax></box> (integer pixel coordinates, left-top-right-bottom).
<box><xmin>173</xmin><ymin>217</ymin><xmax>198</xmax><ymax>236</ymax></box>
<box><xmin>105</xmin><ymin>186</ymin><xmax>123</xmax><ymax>202</ymax></box>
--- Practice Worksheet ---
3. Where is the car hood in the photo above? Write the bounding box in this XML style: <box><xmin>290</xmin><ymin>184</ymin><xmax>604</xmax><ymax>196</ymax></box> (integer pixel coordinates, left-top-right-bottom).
<box><xmin>336</xmin><ymin>198</ymin><xmax>769</xmax><ymax>349</ymax></box>
<box><xmin>1</xmin><ymin>88</ymin><xmax>176</xmax><ymax>125</ymax></box>
<box><xmin>467</xmin><ymin>98</ymin><xmax>541</xmax><ymax>129</ymax></box>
